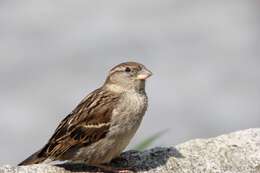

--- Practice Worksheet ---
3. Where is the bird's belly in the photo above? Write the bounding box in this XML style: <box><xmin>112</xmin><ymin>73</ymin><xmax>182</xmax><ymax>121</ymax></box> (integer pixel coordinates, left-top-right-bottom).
<box><xmin>71</xmin><ymin>122</ymin><xmax>140</xmax><ymax>164</ymax></box>
<box><xmin>107</xmin><ymin>121</ymin><xmax>140</xmax><ymax>158</ymax></box>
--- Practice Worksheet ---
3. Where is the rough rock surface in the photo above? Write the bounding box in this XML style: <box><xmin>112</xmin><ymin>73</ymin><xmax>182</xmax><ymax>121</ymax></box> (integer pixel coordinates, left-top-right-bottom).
<box><xmin>1</xmin><ymin>128</ymin><xmax>260</xmax><ymax>173</ymax></box>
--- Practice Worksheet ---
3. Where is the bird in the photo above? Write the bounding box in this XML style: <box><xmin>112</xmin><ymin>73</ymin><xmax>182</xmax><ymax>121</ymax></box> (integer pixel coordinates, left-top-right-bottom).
<box><xmin>18</xmin><ymin>62</ymin><xmax>152</xmax><ymax>171</ymax></box>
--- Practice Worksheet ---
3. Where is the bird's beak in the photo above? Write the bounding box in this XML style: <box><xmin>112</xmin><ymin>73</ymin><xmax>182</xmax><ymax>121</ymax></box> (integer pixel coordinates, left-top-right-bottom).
<box><xmin>137</xmin><ymin>67</ymin><xmax>153</xmax><ymax>80</ymax></box>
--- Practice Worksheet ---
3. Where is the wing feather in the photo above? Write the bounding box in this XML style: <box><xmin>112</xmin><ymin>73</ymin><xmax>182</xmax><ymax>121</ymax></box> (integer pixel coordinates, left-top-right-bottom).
<box><xmin>38</xmin><ymin>88</ymin><xmax>120</xmax><ymax>159</ymax></box>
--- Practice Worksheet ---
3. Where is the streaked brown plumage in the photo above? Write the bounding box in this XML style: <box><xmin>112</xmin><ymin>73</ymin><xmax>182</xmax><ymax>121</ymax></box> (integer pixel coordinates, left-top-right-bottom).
<box><xmin>19</xmin><ymin>62</ymin><xmax>152</xmax><ymax>167</ymax></box>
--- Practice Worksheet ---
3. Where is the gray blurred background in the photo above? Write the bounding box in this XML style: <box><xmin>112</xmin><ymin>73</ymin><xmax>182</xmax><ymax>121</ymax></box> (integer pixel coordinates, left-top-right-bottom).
<box><xmin>1</xmin><ymin>0</ymin><xmax>260</xmax><ymax>165</ymax></box>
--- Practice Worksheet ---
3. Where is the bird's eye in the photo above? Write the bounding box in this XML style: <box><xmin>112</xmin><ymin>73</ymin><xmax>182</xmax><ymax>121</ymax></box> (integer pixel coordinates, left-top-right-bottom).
<box><xmin>125</xmin><ymin>67</ymin><xmax>131</xmax><ymax>72</ymax></box>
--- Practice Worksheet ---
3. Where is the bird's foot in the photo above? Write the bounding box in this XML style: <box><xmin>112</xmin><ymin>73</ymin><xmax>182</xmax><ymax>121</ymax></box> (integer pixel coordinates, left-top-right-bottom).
<box><xmin>92</xmin><ymin>164</ymin><xmax>134</xmax><ymax>173</ymax></box>
<box><xmin>111</xmin><ymin>156</ymin><xmax>128</xmax><ymax>164</ymax></box>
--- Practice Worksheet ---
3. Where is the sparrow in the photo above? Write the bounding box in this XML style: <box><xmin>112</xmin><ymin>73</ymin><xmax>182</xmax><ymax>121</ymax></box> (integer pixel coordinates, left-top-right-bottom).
<box><xmin>19</xmin><ymin>62</ymin><xmax>152</xmax><ymax>170</ymax></box>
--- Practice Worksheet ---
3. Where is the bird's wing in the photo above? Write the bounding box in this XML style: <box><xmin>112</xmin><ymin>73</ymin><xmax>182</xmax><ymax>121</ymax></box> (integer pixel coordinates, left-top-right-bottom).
<box><xmin>38</xmin><ymin>88</ymin><xmax>120</xmax><ymax>159</ymax></box>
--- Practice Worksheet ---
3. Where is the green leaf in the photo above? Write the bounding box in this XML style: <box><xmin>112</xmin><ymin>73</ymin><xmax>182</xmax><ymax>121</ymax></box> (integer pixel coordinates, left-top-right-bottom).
<box><xmin>133</xmin><ymin>129</ymin><xmax>169</xmax><ymax>151</ymax></box>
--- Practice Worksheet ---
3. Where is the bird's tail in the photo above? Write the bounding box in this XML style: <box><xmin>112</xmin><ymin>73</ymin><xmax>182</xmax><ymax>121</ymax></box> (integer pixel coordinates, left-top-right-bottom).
<box><xmin>18</xmin><ymin>150</ymin><xmax>47</xmax><ymax>166</ymax></box>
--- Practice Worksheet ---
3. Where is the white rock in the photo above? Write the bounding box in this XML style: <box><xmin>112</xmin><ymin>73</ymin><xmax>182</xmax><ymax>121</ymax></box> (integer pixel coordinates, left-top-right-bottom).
<box><xmin>1</xmin><ymin>128</ymin><xmax>260</xmax><ymax>173</ymax></box>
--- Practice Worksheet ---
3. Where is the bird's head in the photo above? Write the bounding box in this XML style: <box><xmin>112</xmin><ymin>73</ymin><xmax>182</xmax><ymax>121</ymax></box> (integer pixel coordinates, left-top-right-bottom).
<box><xmin>104</xmin><ymin>62</ymin><xmax>152</xmax><ymax>92</ymax></box>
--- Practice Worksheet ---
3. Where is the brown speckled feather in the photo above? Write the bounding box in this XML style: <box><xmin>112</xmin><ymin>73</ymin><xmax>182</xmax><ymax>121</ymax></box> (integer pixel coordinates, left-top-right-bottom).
<box><xmin>20</xmin><ymin>88</ymin><xmax>120</xmax><ymax>164</ymax></box>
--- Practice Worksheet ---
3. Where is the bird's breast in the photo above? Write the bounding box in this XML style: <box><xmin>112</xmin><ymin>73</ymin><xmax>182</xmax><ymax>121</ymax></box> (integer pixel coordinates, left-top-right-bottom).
<box><xmin>100</xmin><ymin>91</ymin><xmax>148</xmax><ymax>159</ymax></box>
<box><xmin>110</xmin><ymin>91</ymin><xmax>148</xmax><ymax>135</ymax></box>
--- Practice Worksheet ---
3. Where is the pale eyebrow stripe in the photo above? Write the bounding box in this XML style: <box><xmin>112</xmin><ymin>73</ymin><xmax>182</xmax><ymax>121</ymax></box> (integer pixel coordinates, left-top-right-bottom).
<box><xmin>83</xmin><ymin>123</ymin><xmax>110</xmax><ymax>128</ymax></box>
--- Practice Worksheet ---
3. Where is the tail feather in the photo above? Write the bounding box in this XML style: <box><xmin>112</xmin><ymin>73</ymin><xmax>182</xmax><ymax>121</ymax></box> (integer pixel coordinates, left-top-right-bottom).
<box><xmin>18</xmin><ymin>150</ymin><xmax>46</xmax><ymax>166</ymax></box>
